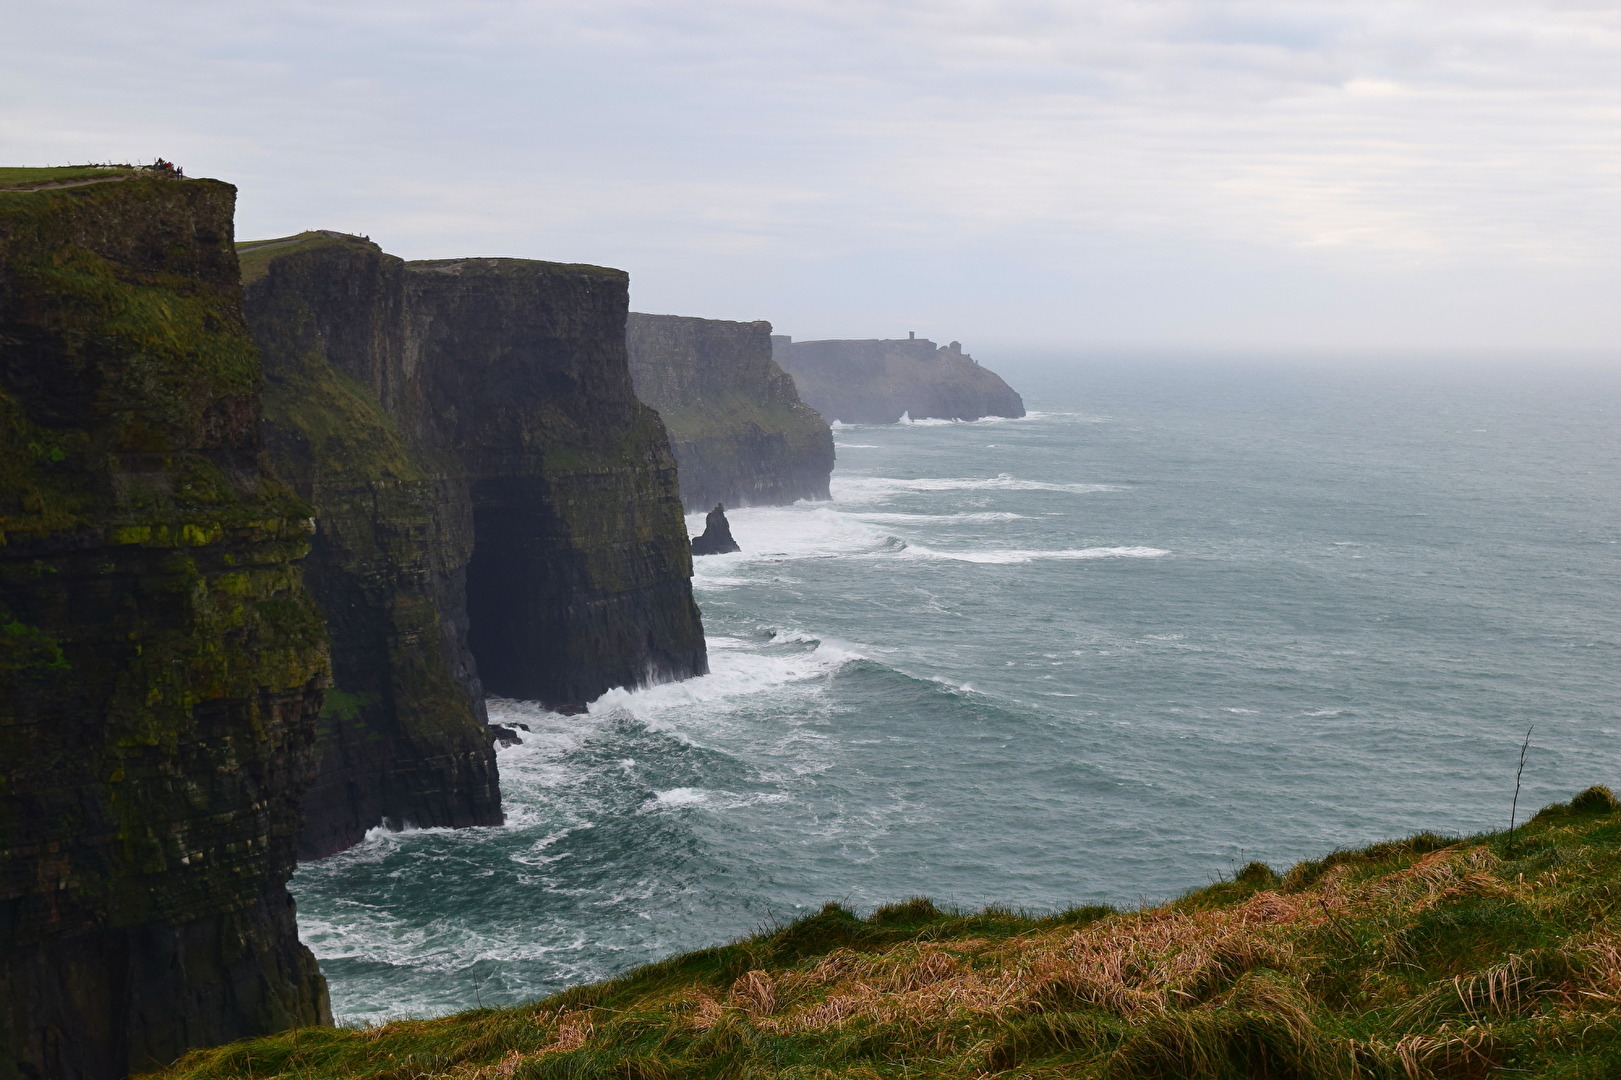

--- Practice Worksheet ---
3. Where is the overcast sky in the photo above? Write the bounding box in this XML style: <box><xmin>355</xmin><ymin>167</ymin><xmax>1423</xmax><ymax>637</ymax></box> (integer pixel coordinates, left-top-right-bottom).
<box><xmin>4</xmin><ymin>1</ymin><xmax>1619</xmax><ymax>355</ymax></box>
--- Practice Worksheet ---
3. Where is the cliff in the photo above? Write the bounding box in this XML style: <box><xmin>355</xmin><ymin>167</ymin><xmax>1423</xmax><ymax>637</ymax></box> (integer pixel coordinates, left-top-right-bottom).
<box><xmin>160</xmin><ymin>786</ymin><xmax>1621</xmax><ymax>1080</ymax></box>
<box><xmin>625</xmin><ymin>315</ymin><xmax>832</xmax><ymax>510</ymax></box>
<box><xmin>0</xmin><ymin>171</ymin><xmax>330</xmax><ymax>1077</ymax></box>
<box><xmin>772</xmin><ymin>335</ymin><xmax>1025</xmax><ymax>424</ymax></box>
<box><xmin>241</xmin><ymin>235</ymin><xmax>705</xmax><ymax>727</ymax></box>
<box><xmin>239</xmin><ymin>234</ymin><xmax>502</xmax><ymax>861</ymax></box>
<box><xmin>411</xmin><ymin>261</ymin><xmax>706</xmax><ymax>706</ymax></box>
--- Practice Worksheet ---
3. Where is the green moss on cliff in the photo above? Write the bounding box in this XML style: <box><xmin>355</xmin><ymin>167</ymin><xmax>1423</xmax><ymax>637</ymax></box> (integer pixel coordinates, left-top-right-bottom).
<box><xmin>1</xmin><ymin>172</ymin><xmax>333</xmax><ymax>1076</ymax></box>
<box><xmin>243</xmin><ymin>234</ymin><xmax>503</xmax><ymax>859</ymax></box>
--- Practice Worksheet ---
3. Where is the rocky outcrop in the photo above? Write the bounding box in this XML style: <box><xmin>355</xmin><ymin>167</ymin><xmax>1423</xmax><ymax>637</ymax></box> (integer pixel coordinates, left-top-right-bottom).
<box><xmin>626</xmin><ymin>314</ymin><xmax>831</xmax><ymax>510</ymax></box>
<box><xmin>239</xmin><ymin>234</ymin><xmax>502</xmax><ymax>861</ymax></box>
<box><xmin>242</xmin><ymin>235</ymin><xmax>705</xmax><ymax>752</ymax></box>
<box><xmin>690</xmin><ymin>505</ymin><xmax>740</xmax><ymax>556</ymax></box>
<box><xmin>1</xmin><ymin>174</ymin><xmax>330</xmax><ymax>1077</ymax></box>
<box><xmin>771</xmin><ymin>335</ymin><xmax>1025</xmax><ymax>424</ymax></box>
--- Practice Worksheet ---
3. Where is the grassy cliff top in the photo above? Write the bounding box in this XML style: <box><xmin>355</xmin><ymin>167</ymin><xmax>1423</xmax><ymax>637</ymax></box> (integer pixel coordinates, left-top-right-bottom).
<box><xmin>0</xmin><ymin>165</ymin><xmax>146</xmax><ymax>190</ymax></box>
<box><xmin>154</xmin><ymin>786</ymin><xmax>1621</xmax><ymax>1079</ymax></box>
<box><xmin>407</xmin><ymin>256</ymin><xmax>628</xmax><ymax>284</ymax></box>
<box><xmin>236</xmin><ymin>230</ymin><xmax>380</xmax><ymax>285</ymax></box>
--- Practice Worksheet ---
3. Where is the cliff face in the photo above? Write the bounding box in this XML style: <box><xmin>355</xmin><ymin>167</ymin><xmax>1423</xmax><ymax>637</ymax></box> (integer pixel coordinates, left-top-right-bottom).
<box><xmin>0</xmin><ymin>174</ymin><xmax>330</xmax><ymax>1078</ymax></box>
<box><xmin>626</xmin><ymin>315</ymin><xmax>832</xmax><ymax>510</ymax></box>
<box><xmin>411</xmin><ymin>262</ymin><xmax>706</xmax><ymax>707</ymax></box>
<box><xmin>772</xmin><ymin>336</ymin><xmax>1025</xmax><ymax>424</ymax></box>
<box><xmin>239</xmin><ymin>235</ymin><xmax>502</xmax><ymax>861</ymax></box>
<box><xmin>243</xmin><ymin>238</ymin><xmax>705</xmax><ymax>732</ymax></box>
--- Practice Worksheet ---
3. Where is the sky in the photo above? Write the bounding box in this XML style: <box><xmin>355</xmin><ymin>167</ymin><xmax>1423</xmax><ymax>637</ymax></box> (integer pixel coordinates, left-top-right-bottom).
<box><xmin>4</xmin><ymin>0</ymin><xmax>1619</xmax><ymax>356</ymax></box>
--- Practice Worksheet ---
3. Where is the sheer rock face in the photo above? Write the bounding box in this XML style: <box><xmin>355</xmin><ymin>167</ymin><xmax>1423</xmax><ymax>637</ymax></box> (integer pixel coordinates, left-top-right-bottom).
<box><xmin>242</xmin><ymin>238</ymin><xmax>704</xmax><ymax>789</ymax></box>
<box><xmin>771</xmin><ymin>336</ymin><xmax>1025</xmax><ymax>425</ymax></box>
<box><xmin>411</xmin><ymin>261</ymin><xmax>706</xmax><ymax>706</ymax></box>
<box><xmin>240</xmin><ymin>237</ymin><xmax>502</xmax><ymax>861</ymax></box>
<box><xmin>0</xmin><ymin>176</ymin><xmax>331</xmax><ymax>1078</ymax></box>
<box><xmin>626</xmin><ymin>315</ymin><xmax>832</xmax><ymax>511</ymax></box>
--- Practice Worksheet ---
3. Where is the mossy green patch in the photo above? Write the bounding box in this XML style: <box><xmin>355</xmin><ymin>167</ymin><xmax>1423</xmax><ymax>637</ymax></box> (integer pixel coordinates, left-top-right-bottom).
<box><xmin>0</xmin><ymin>606</ymin><xmax>70</xmax><ymax>675</ymax></box>
<box><xmin>2</xmin><ymin>170</ymin><xmax>333</xmax><ymax>1074</ymax></box>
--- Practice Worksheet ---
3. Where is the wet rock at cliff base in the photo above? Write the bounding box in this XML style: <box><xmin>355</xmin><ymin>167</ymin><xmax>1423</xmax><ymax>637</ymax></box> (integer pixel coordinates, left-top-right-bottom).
<box><xmin>692</xmin><ymin>504</ymin><xmax>742</xmax><ymax>555</ymax></box>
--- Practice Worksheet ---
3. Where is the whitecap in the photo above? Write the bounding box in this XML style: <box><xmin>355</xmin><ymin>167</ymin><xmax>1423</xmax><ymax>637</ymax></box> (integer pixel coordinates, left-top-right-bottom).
<box><xmin>832</xmin><ymin>473</ymin><xmax>1124</xmax><ymax>502</ymax></box>
<box><xmin>688</xmin><ymin>506</ymin><xmax>897</xmax><ymax>564</ymax></box>
<box><xmin>653</xmin><ymin>787</ymin><xmax>709</xmax><ymax>807</ymax></box>
<box><xmin>849</xmin><ymin>511</ymin><xmax>1025</xmax><ymax>523</ymax></box>
<box><xmin>904</xmin><ymin>545</ymin><xmax>1169</xmax><ymax>564</ymax></box>
<box><xmin>585</xmin><ymin>637</ymin><xmax>863</xmax><ymax>716</ymax></box>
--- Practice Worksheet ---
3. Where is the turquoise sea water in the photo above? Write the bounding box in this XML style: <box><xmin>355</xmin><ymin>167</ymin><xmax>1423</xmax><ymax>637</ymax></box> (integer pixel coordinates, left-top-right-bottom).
<box><xmin>292</xmin><ymin>359</ymin><xmax>1621</xmax><ymax>1024</ymax></box>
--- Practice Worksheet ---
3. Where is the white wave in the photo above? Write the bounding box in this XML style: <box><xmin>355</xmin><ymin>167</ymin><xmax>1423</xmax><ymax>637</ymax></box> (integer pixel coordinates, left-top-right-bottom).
<box><xmin>904</xmin><ymin>545</ymin><xmax>1169</xmax><ymax>564</ymax></box>
<box><xmin>586</xmin><ymin>637</ymin><xmax>863</xmax><ymax>716</ymax></box>
<box><xmin>849</xmin><ymin>510</ymin><xmax>1025</xmax><ymax>523</ymax></box>
<box><xmin>768</xmin><ymin>628</ymin><xmax>820</xmax><ymax>645</ymax></box>
<box><xmin>653</xmin><ymin>786</ymin><xmax>709</xmax><ymax>807</ymax></box>
<box><xmin>650</xmin><ymin>787</ymin><xmax>790</xmax><ymax>811</ymax></box>
<box><xmin>689</xmin><ymin>506</ymin><xmax>897</xmax><ymax>567</ymax></box>
<box><xmin>832</xmin><ymin>473</ymin><xmax>1123</xmax><ymax>502</ymax></box>
<box><xmin>834</xmin><ymin>442</ymin><xmax>880</xmax><ymax>448</ymax></box>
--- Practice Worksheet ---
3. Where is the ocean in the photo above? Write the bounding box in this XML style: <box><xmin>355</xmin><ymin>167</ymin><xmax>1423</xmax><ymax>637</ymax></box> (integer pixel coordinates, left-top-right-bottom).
<box><xmin>291</xmin><ymin>358</ymin><xmax>1621</xmax><ymax>1024</ymax></box>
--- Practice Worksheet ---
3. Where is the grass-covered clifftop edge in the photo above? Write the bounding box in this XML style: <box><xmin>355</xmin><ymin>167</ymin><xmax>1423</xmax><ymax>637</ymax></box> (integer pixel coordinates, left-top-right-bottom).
<box><xmin>155</xmin><ymin>787</ymin><xmax>1621</xmax><ymax>1079</ymax></box>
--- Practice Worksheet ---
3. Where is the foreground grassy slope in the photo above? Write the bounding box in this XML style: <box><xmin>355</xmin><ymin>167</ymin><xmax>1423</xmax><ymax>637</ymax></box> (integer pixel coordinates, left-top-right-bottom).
<box><xmin>155</xmin><ymin>787</ymin><xmax>1621</xmax><ymax>1079</ymax></box>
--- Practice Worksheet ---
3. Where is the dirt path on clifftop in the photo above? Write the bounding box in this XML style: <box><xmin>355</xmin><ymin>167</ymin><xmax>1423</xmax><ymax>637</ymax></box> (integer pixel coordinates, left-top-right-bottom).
<box><xmin>0</xmin><ymin>175</ymin><xmax>139</xmax><ymax>193</ymax></box>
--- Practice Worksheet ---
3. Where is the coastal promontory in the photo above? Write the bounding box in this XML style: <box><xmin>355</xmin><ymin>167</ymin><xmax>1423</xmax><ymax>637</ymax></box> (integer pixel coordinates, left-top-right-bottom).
<box><xmin>772</xmin><ymin>334</ymin><xmax>1025</xmax><ymax>424</ymax></box>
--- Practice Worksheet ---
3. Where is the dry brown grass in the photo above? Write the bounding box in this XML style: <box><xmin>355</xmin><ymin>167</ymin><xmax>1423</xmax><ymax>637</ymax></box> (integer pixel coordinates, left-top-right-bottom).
<box><xmin>155</xmin><ymin>789</ymin><xmax>1621</xmax><ymax>1080</ymax></box>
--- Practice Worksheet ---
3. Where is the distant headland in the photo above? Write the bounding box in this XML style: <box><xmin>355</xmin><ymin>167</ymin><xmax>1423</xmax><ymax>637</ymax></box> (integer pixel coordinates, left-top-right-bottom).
<box><xmin>772</xmin><ymin>333</ymin><xmax>1025</xmax><ymax>425</ymax></box>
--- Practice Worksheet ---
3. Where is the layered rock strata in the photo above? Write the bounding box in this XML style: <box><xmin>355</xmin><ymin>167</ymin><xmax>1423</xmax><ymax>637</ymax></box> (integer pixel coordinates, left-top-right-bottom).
<box><xmin>626</xmin><ymin>314</ymin><xmax>832</xmax><ymax>510</ymax></box>
<box><xmin>411</xmin><ymin>260</ymin><xmax>706</xmax><ymax>705</ymax></box>
<box><xmin>772</xmin><ymin>335</ymin><xmax>1025</xmax><ymax>424</ymax></box>
<box><xmin>242</xmin><ymin>235</ymin><xmax>705</xmax><ymax>748</ymax></box>
<box><xmin>239</xmin><ymin>235</ymin><xmax>502</xmax><ymax>860</ymax></box>
<box><xmin>1</xmin><ymin>173</ymin><xmax>330</xmax><ymax>1078</ymax></box>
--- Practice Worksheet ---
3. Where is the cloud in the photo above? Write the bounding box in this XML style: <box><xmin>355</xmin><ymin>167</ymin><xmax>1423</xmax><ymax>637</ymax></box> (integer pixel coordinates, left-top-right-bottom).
<box><xmin>3</xmin><ymin>0</ymin><xmax>1620</xmax><ymax>349</ymax></box>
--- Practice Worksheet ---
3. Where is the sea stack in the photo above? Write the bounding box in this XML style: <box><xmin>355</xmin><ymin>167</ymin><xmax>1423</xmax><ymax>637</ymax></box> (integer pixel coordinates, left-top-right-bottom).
<box><xmin>626</xmin><ymin>314</ymin><xmax>833</xmax><ymax>510</ymax></box>
<box><xmin>1</xmin><ymin>169</ymin><xmax>330</xmax><ymax>1077</ymax></box>
<box><xmin>772</xmin><ymin>334</ymin><xmax>1025</xmax><ymax>424</ymax></box>
<box><xmin>691</xmin><ymin>504</ymin><xmax>741</xmax><ymax>555</ymax></box>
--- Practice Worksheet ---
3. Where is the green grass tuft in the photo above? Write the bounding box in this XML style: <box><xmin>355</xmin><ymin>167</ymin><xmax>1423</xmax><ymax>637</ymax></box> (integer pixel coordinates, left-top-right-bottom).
<box><xmin>150</xmin><ymin>789</ymin><xmax>1621</xmax><ymax>1079</ymax></box>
